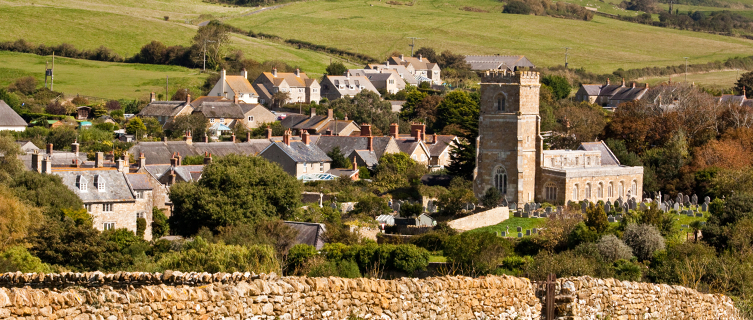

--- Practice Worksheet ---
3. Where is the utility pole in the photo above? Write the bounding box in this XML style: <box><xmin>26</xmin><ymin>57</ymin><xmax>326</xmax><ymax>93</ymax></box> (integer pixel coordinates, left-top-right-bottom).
<box><xmin>684</xmin><ymin>57</ymin><xmax>689</xmax><ymax>82</ymax></box>
<box><xmin>407</xmin><ymin>37</ymin><xmax>422</xmax><ymax>57</ymax></box>
<box><xmin>562</xmin><ymin>47</ymin><xmax>570</xmax><ymax>68</ymax></box>
<box><xmin>50</xmin><ymin>52</ymin><xmax>55</xmax><ymax>91</ymax></box>
<box><xmin>44</xmin><ymin>61</ymin><xmax>49</xmax><ymax>88</ymax></box>
<box><xmin>203</xmin><ymin>39</ymin><xmax>216</xmax><ymax>72</ymax></box>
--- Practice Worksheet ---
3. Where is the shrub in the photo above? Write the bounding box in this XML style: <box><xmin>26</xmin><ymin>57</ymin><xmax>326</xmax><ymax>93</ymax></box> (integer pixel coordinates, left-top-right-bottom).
<box><xmin>286</xmin><ymin>244</ymin><xmax>318</xmax><ymax>275</ymax></box>
<box><xmin>444</xmin><ymin>232</ymin><xmax>510</xmax><ymax>276</ymax></box>
<box><xmin>613</xmin><ymin>259</ymin><xmax>642</xmax><ymax>281</ymax></box>
<box><xmin>399</xmin><ymin>202</ymin><xmax>423</xmax><ymax>217</ymax></box>
<box><xmin>504</xmin><ymin>0</ymin><xmax>532</xmax><ymax>14</ymax></box>
<box><xmin>136</xmin><ymin>218</ymin><xmax>146</xmax><ymax>239</ymax></box>
<box><xmin>0</xmin><ymin>245</ymin><xmax>52</xmax><ymax>273</ymax></box>
<box><xmin>152</xmin><ymin>208</ymin><xmax>169</xmax><ymax>239</ymax></box>
<box><xmin>597</xmin><ymin>234</ymin><xmax>633</xmax><ymax>262</ymax></box>
<box><xmin>623</xmin><ymin>224</ymin><xmax>665</xmax><ymax>261</ymax></box>
<box><xmin>481</xmin><ymin>187</ymin><xmax>501</xmax><ymax>208</ymax></box>
<box><xmin>156</xmin><ymin>237</ymin><xmax>280</xmax><ymax>273</ymax></box>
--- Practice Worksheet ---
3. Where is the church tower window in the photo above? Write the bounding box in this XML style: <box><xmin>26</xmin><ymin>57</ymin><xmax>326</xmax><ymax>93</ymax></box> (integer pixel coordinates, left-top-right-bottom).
<box><xmin>494</xmin><ymin>94</ymin><xmax>506</xmax><ymax>112</ymax></box>
<box><xmin>494</xmin><ymin>166</ymin><xmax>507</xmax><ymax>194</ymax></box>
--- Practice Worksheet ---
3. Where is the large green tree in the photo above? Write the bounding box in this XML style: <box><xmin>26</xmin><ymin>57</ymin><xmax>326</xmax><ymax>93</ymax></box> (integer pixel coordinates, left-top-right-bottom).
<box><xmin>434</xmin><ymin>91</ymin><xmax>479</xmax><ymax>138</ymax></box>
<box><xmin>329</xmin><ymin>90</ymin><xmax>398</xmax><ymax>135</ymax></box>
<box><xmin>169</xmin><ymin>155</ymin><xmax>302</xmax><ymax>235</ymax></box>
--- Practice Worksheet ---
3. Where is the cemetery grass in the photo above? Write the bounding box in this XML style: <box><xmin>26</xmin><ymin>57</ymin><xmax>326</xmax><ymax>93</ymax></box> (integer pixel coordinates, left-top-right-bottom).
<box><xmin>469</xmin><ymin>217</ymin><xmax>548</xmax><ymax>236</ymax></box>
<box><xmin>224</xmin><ymin>0</ymin><xmax>753</xmax><ymax>74</ymax></box>
<box><xmin>0</xmin><ymin>51</ymin><xmax>208</xmax><ymax>100</ymax></box>
<box><xmin>0</xmin><ymin>3</ymin><xmax>354</xmax><ymax>74</ymax></box>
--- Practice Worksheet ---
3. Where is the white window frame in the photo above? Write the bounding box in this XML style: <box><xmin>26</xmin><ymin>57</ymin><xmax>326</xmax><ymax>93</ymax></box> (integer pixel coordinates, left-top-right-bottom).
<box><xmin>303</xmin><ymin>162</ymin><xmax>307</xmax><ymax>173</ymax></box>
<box><xmin>319</xmin><ymin>162</ymin><xmax>324</xmax><ymax>172</ymax></box>
<box><xmin>210</xmin><ymin>118</ymin><xmax>215</xmax><ymax>123</ymax></box>
<box><xmin>248</xmin><ymin>116</ymin><xmax>254</xmax><ymax>122</ymax></box>
<box><xmin>103</xmin><ymin>222</ymin><xmax>115</xmax><ymax>230</ymax></box>
<box><xmin>103</xmin><ymin>203</ymin><xmax>113</xmax><ymax>212</ymax></box>
<box><xmin>84</xmin><ymin>204</ymin><xmax>92</xmax><ymax>212</ymax></box>
<box><xmin>135</xmin><ymin>191</ymin><xmax>143</xmax><ymax>199</ymax></box>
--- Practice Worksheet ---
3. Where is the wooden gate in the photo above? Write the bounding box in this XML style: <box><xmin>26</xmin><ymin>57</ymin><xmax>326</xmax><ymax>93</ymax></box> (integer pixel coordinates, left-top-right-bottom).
<box><xmin>544</xmin><ymin>273</ymin><xmax>556</xmax><ymax>320</ymax></box>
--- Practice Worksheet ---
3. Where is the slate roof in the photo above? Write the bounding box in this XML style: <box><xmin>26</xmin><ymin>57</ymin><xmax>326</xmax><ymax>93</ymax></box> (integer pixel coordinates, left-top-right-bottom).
<box><xmin>324</xmin><ymin>75</ymin><xmax>379</xmax><ymax>96</ymax></box>
<box><xmin>138</xmin><ymin>101</ymin><xmax>190</xmax><ymax>117</ymax></box>
<box><xmin>396</xmin><ymin>139</ymin><xmax>422</xmax><ymax>155</ymax></box>
<box><xmin>284</xmin><ymin>221</ymin><xmax>326</xmax><ymax>250</ymax></box>
<box><xmin>611</xmin><ymin>87</ymin><xmax>648</xmax><ymax>101</ymax></box>
<box><xmin>720</xmin><ymin>94</ymin><xmax>746</xmax><ymax>106</ymax></box>
<box><xmin>426</xmin><ymin>135</ymin><xmax>456</xmax><ymax>157</ymax></box>
<box><xmin>743</xmin><ymin>99</ymin><xmax>753</xmax><ymax>108</ymax></box>
<box><xmin>262</xmin><ymin>141</ymin><xmax>331</xmax><ymax>163</ymax></box>
<box><xmin>19</xmin><ymin>151</ymin><xmax>88</xmax><ymax>171</ymax></box>
<box><xmin>193</xmin><ymin>102</ymin><xmax>245</xmax><ymax>119</ymax></box>
<box><xmin>578</xmin><ymin>141</ymin><xmax>621</xmax><ymax>166</ymax></box>
<box><xmin>580</xmin><ymin>84</ymin><xmax>603</xmax><ymax>96</ymax></box>
<box><xmin>129</xmin><ymin>141</ymin><xmax>272</xmax><ymax>165</ymax></box>
<box><xmin>315</xmin><ymin>136</ymin><xmax>394</xmax><ymax>159</ymax></box>
<box><xmin>126</xmin><ymin>173</ymin><xmax>153</xmax><ymax>190</ymax></box>
<box><xmin>15</xmin><ymin>141</ymin><xmax>39</xmax><ymax>153</ymax></box>
<box><xmin>0</xmin><ymin>100</ymin><xmax>27</xmax><ymax>127</ymax></box>
<box><xmin>351</xmin><ymin>149</ymin><xmax>379</xmax><ymax>169</ymax></box>
<box><xmin>327</xmin><ymin>168</ymin><xmax>358</xmax><ymax>178</ymax></box>
<box><xmin>463</xmin><ymin>55</ymin><xmax>535</xmax><ymax>71</ymax></box>
<box><xmin>281</xmin><ymin>114</ymin><xmax>330</xmax><ymax>131</ymax></box>
<box><xmin>598</xmin><ymin>85</ymin><xmax>625</xmax><ymax>97</ymax></box>
<box><xmin>53</xmin><ymin>169</ymin><xmax>135</xmax><ymax>202</ymax></box>
<box><xmin>143</xmin><ymin>165</ymin><xmax>205</xmax><ymax>183</ymax></box>
<box><xmin>240</xmin><ymin>103</ymin><xmax>265</xmax><ymax>114</ymax></box>
<box><xmin>371</xmin><ymin>65</ymin><xmax>417</xmax><ymax>85</ymax></box>
<box><xmin>225</xmin><ymin>75</ymin><xmax>257</xmax><ymax>95</ymax></box>
<box><xmin>365</xmin><ymin>72</ymin><xmax>395</xmax><ymax>82</ymax></box>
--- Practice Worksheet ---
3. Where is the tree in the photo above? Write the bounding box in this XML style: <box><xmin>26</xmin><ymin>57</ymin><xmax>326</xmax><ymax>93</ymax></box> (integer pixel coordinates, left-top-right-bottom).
<box><xmin>597</xmin><ymin>234</ymin><xmax>633</xmax><ymax>262</ymax></box>
<box><xmin>0</xmin><ymin>186</ymin><xmax>42</xmax><ymax>250</ymax></box>
<box><xmin>171</xmin><ymin>88</ymin><xmax>193</xmax><ymax>101</ymax></box>
<box><xmin>271</xmin><ymin>91</ymin><xmax>290</xmax><ymax>108</ymax></box>
<box><xmin>434</xmin><ymin>91</ymin><xmax>479</xmax><ymax>138</ymax></box>
<box><xmin>105</xmin><ymin>100</ymin><xmax>121</xmax><ymax>111</ymax></box>
<box><xmin>169</xmin><ymin>155</ymin><xmax>302</xmax><ymax>235</ymax></box>
<box><xmin>46</xmin><ymin>127</ymin><xmax>77</xmax><ymax>151</ymax></box>
<box><xmin>444</xmin><ymin>232</ymin><xmax>509</xmax><ymax>276</ymax></box>
<box><xmin>703</xmin><ymin>195</ymin><xmax>753</xmax><ymax>251</ymax></box>
<box><xmin>446</xmin><ymin>138</ymin><xmax>476</xmax><ymax>180</ymax></box>
<box><xmin>142</xmin><ymin>117</ymin><xmax>164</xmax><ymax>138</ymax></box>
<box><xmin>437</xmin><ymin>178</ymin><xmax>477</xmax><ymax>216</ymax></box>
<box><xmin>327</xmin><ymin>146</ymin><xmax>352</xmax><ymax>169</ymax></box>
<box><xmin>553</xmin><ymin>102</ymin><xmax>606</xmax><ymax>149</ymax></box>
<box><xmin>170</xmin><ymin>114</ymin><xmax>209</xmax><ymax>139</ymax></box>
<box><xmin>399</xmin><ymin>202</ymin><xmax>423</xmax><ymax>217</ymax></box>
<box><xmin>736</xmin><ymin>71</ymin><xmax>753</xmax><ymax>98</ymax></box>
<box><xmin>373</xmin><ymin>153</ymin><xmax>427</xmax><ymax>192</ymax></box>
<box><xmin>325</xmin><ymin>62</ymin><xmax>347</xmax><ymax>76</ymax></box>
<box><xmin>45</xmin><ymin>100</ymin><xmax>68</xmax><ymax>115</ymax></box>
<box><xmin>414</xmin><ymin>47</ymin><xmax>437</xmax><ymax>63</ymax></box>
<box><xmin>126</xmin><ymin>117</ymin><xmax>147</xmax><ymax>135</ymax></box>
<box><xmin>399</xmin><ymin>89</ymin><xmax>428</xmax><ymax>120</ymax></box>
<box><xmin>585</xmin><ymin>203</ymin><xmax>609</xmax><ymax>233</ymax></box>
<box><xmin>329</xmin><ymin>91</ymin><xmax>398</xmax><ymax>135</ymax></box>
<box><xmin>152</xmin><ymin>208</ymin><xmax>169</xmax><ymax>239</ymax></box>
<box><xmin>352</xmin><ymin>194</ymin><xmax>391</xmax><ymax>217</ymax></box>
<box><xmin>71</xmin><ymin>95</ymin><xmax>89</xmax><ymax>106</ymax></box>
<box><xmin>8</xmin><ymin>76</ymin><xmax>37</xmax><ymax>96</ymax></box>
<box><xmin>192</xmin><ymin>21</ymin><xmax>231</xmax><ymax>70</ymax></box>
<box><xmin>623</xmin><ymin>223</ymin><xmax>665</xmax><ymax>261</ymax></box>
<box><xmin>481</xmin><ymin>187</ymin><xmax>502</xmax><ymax>208</ymax></box>
<box><xmin>541</xmin><ymin>75</ymin><xmax>571</xmax><ymax>100</ymax></box>
<box><xmin>504</xmin><ymin>0</ymin><xmax>532</xmax><ymax>14</ymax></box>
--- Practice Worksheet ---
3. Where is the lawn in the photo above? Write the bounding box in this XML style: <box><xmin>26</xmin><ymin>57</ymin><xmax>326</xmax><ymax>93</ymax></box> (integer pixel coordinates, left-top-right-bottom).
<box><xmin>225</xmin><ymin>0</ymin><xmax>753</xmax><ymax>73</ymax></box>
<box><xmin>640</xmin><ymin>70</ymin><xmax>743</xmax><ymax>90</ymax></box>
<box><xmin>469</xmin><ymin>217</ymin><xmax>548</xmax><ymax>236</ymax></box>
<box><xmin>0</xmin><ymin>51</ymin><xmax>208</xmax><ymax>100</ymax></box>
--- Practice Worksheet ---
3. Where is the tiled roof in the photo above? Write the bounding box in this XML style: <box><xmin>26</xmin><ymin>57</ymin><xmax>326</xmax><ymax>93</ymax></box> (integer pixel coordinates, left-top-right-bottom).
<box><xmin>720</xmin><ymin>94</ymin><xmax>746</xmax><ymax>106</ymax></box>
<box><xmin>284</xmin><ymin>221</ymin><xmax>326</xmax><ymax>250</ymax></box>
<box><xmin>0</xmin><ymin>100</ymin><xmax>27</xmax><ymax>127</ymax></box>
<box><xmin>261</xmin><ymin>72</ymin><xmax>312</xmax><ymax>87</ymax></box>
<box><xmin>324</xmin><ymin>75</ymin><xmax>379</xmax><ymax>96</ymax></box>
<box><xmin>389</xmin><ymin>56</ymin><xmax>438</xmax><ymax>71</ymax></box>
<box><xmin>225</xmin><ymin>75</ymin><xmax>257</xmax><ymax>95</ymax></box>
<box><xmin>580</xmin><ymin>84</ymin><xmax>603</xmax><ymax>96</ymax></box>
<box><xmin>193</xmin><ymin>102</ymin><xmax>245</xmax><ymax>119</ymax></box>
<box><xmin>129</xmin><ymin>141</ymin><xmax>272</xmax><ymax>165</ymax></box>
<box><xmin>190</xmin><ymin>96</ymin><xmax>227</xmax><ymax>108</ymax></box>
<box><xmin>426</xmin><ymin>135</ymin><xmax>456</xmax><ymax>157</ymax></box>
<box><xmin>611</xmin><ymin>87</ymin><xmax>647</xmax><ymax>101</ymax></box>
<box><xmin>262</xmin><ymin>141</ymin><xmax>331</xmax><ymax>163</ymax></box>
<box><xmin>352</xmin><ymin>149</ymin><xmax>379</xmax><ymax>168</ymax></box>
<box><xmin>578</xmin><ymin>141</ymin><xmax>621</xmax><ymax>166</ymax></box>
<box><xmin>281</xmin><ymin>114</ymin><xmax>330</xmax><ymax>131</ymax></box>
<box><xmin>126</xmin><ymin>173</ymin><xmax>153</xmax><ymax>190</ymax></box>
<box><xmin>53</xmin><ymin>170</ymin><xmax>134</xmax><ymax>202</ymax></box>
<box><xmin>138</xmin><ymin>101</ymin><xmax>190</xmax><ymax>117</ymax></box>
<box><xmin>322</xmin><ymin>120</ymin><xmax>357</xmax><ymax>136</ymax></box>
<box><xmin>316</xmin><ymin>136</ymin><xmax>394</xmax><ymax>159</ymax></box>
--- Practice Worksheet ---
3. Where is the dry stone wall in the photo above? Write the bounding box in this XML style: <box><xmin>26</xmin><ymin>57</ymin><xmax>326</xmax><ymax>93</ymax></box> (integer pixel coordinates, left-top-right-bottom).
<box><xmin>541</xmin><ymin>276</ymin><xmax>741</xmax><ymax>320</ymax></box>
<box><xmin>0</xmin><ymin>272</ymin><xmax>541</xmax><ymax>320</ymax></box>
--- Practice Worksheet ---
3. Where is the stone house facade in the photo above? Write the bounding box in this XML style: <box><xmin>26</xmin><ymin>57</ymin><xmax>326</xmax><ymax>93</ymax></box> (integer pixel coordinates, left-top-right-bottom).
<box><xmin>252</xmin><ymin>68</ymin><xmax>320</xmax><ymax>105</ymax></box>
<box><xmin>259</xmin><ymin>130</ymin><xmax>332</xmax><ymax>178</ymax></box>
<box><xmin>207</xmin><ymin>69</ymin><xmax>259</xmax><ymax>104</ymax></box>
<box><xmin>319</xmin><ymin>75</ymin><xmax>380</xmax><ymax>100</ymax></box>
<box><xmin>137</xmin><ymin>93</ymin><xmax>194</xmax><ymax>128</ymax></box>
<box><xmin>348</xmin><ymin>69</ymin><xmax>406</xmax><ymax>94</ymax></box>
<box><xmin>387</xmin><ymin>55</ymin><xmax>441</xmax><ymax>85</ymax></box>
<box><xmin>474</xmin><ymin>71</ymin><xmax>643</xmax><ymax>207</ymax></box>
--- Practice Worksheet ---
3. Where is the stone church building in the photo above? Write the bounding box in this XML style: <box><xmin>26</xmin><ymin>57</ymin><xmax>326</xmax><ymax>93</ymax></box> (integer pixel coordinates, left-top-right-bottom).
<box><xmin>473</xmin><ymin>71</ymin><xmax>643</xmax><ymax>207</ymax></box>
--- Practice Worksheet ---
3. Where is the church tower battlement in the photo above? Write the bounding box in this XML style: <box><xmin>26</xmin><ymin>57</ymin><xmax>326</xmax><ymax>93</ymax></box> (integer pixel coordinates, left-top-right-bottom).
<box><xmin>474</xmin><ymin>71</ymin><xmax>542</xmax><ymax>207</ymax></box>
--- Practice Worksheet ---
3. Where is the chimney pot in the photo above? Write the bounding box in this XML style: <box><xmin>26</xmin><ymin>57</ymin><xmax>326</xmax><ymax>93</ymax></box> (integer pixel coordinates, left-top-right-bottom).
<box><xmin>310</xmin><ymin>108</ymin><xmax>316</xmax><ymax>118</ymax></box>
<box><xmin>272</xmin><ymin>67</ymin><xmax>277</xmax><ymax>77</ymax></box>
<box><xmin>360</xmin><ymin>123</ymin><xmax>372</xmax><ymax>137</ymax></box>
<box><xmin>204</xmin><ymin>152</ymin><xmax>212</xmax><ymax>165</ymax></box>
<box><xmin>150</xmin><ymin>92</ymin><xmax>156</xmax><ymax>102</ymax></box>
<box><xmin>368</xmin><ymin>136</ymin><xmax>373</xmax><ymax>151</ymax></box>
<box><xmin>203</xmin><ymin>134</ymin><xmax>209</xmax><ymax>143</ymax></box>
<box><xmin>283</xmin><ymin>129</ymin><xmax>291</xmax><ymax>146</ymax></box>
<box><xmin>266</xmin><ymin>126</ymin><xmax>273</xmax><ymax>139</ymax></box>
<box><xmin>302</xmin><ymin>131</ymin><xmax>310</xmax><ymax>145</ymax></box>
<box><xmin>46</xmin><ymin>143</ymin><xmax>53</xmax><ymax>155</ymax></box>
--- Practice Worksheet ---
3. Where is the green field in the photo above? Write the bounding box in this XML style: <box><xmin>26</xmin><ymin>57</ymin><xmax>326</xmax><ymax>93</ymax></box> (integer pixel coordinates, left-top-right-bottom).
<box><xmin>640</xmin><ymin>70</ymin><xmax>742</xmax><ymax>89</ymax></box>
<box><xmin>470</xmin><ymin>217</ymin><xmax>548</xmax><ymax>236</ymax></box>
<box><xmin>0</xmin><ymin>51</ymin><xmax>208</xmax><ymax>100</ymax></box>
<box><xmin>224</xmin><ymin>0</ymin><xmax>753</xmax><ymax>73</ymax></box>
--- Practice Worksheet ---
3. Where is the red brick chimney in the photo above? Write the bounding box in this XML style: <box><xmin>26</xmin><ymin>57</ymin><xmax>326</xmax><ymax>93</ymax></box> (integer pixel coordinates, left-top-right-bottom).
<box><xmin>170</xmin><ymin>152</ymin><xmax>179</xmax><ymax>167</ymax></box>
<box><xmin>204</xmin><ymin>152</ymin><xmax>212</xmax><ymax>165</ymax></box>
<box><xmin>150</xmin><ymin>92</ymin><xmax>156</xmax><ymax>102</ymax></box>
<box><xmin>390</xmin><ymin>123</ymin><xmax>399</xmax><ymax>139</ymax></box>
<box><xmin>353</xmin><ymin>156</ymin><xmax>358</xmax><ymax>170</ymax></box>
<box><xmin>302</xmin><ymin>131</ymin><xmax>310</xmax><ymax>145</ymax></box>
<box><xmin>410</xmin><ymin>123</ymin><xmax>425</xmax><ymax>141</ymax></box>
<box><xmin>368</xmin><ymin>136</ymin><xmax>373</xmax><ymax>151</ymax></box>
<box><xmin>283</xmin><ymin>129</ymin><xmax>291</xmax><ymax>146</ymax></box>
<box><xmin>360</xmin><ymin>123</ymin><xmax>371</xmax><ymax>137</ymax></box>
<box><xmin>267</xmin><ymin>126</ymin><xmax>273</xmax><ymax>139</ymax></box>
<box><xmin>46</xmin><ymin>143</ymin><xmax>53</xmax><ymax>155</ymax></box>
<box><xmin>184</xmin><ymin>130</ymin><xmax>192</xmax><ymax>144</ymax></box>
<box><xmin>415</xmin><ymin>129</ymin><xmax>422</xmax><ymax>142</ymax></box>
<box><xmin>186</xmin><ymin>93</ymin><xmax>191</xmax><ymax>105</ymax></box>
<box><xmin>203</xmin><ymin>134</ymin><xmax>209</xmax><ymax>143</ymax></box>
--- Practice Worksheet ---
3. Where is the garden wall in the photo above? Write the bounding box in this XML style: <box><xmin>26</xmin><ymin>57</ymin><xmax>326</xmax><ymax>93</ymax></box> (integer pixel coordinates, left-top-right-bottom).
<box><xmin>448</xmin><ymin>206</ymin><xmax>509</xmax><ymax>231</ymax></box>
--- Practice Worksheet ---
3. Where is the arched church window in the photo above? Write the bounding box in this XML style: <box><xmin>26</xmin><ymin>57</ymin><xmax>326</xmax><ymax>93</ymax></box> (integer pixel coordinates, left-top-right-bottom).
<box><xmin>597</xmin><ymin>182</ymin><xmax>603</xmax><ymax>198</ymax></box>
<box><xmin>573</xmin><ymin>184</ymin><xmax>579</xmax><ymax>201</ymax></box>
<box><xmin>494</xmin><ymin>166</ymin><xmax>507</xmax><ymax>194</ymax></box>
<box><xmin>585</xmin><ymin>183</ymin><xmax>591</xmax><ymax>199</ymax></box>
<box><xmin>494</xmin><ymin>94</ymin><xmax>506</xmax><ymax>112</ymax></box>
<box><xmin>608</xmin><ymin>182</ymin><xmax>613</xmax><ymax>198</ymax></box>
<box><xmin>619</xmin><ymin>182</ymin><xmax>624</xmax><ymax>198</ymax></box>
<box><xmin>545</xmin><ymin>183</ymin><xmax>557</xmax><ymax>201</ymax></box>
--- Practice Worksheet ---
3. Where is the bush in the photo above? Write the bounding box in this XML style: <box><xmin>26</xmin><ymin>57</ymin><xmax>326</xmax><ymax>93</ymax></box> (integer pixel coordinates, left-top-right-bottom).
<box><xmin>481</xmin><ymin>187</ymin><xmax>501</xmax><ymax>208</ymax></box>
<box><xmin>444</xmin><ymin>232</ymin><xmax>510</xmax><ymax>276</ymax></box>
<box><xmin>623</xmin><ymin>224</ymin><xmax>665</xmax><ymax>261</ymax></box>
<box><xmin>613</xmin><ymin>259</ymin><xmax>642</xmax><ymax>281</ymax></box>
<box><xmin>156</xmin><ymin>237</ymin><xmax>280</xmax><ymax>273</ymax></box>
<box><xmin>597</xmin><ymin>234</ymin><xmax>633</xmax><ymax>262</ymax></box>
<box><xmin>504</xmin><ymin>0</ymin><xmax>532</xmax><ymax>14</ymax></box>
<box><xmin>286</xmin><ymin>244</ymin><xmax>318</xmax><ymax>275</ymax></box>
<box><xmin>399</xmin><ymin>202</ymin><xmax>423</xmax><ymax>217</ymax></box>
<box><xmin>308</xmin><ymin>258</ymin><xmax>362</xmax><ymax>278</ymax></box>
<box><xmin>0</xmin><ymin>245</ymin><xmax>52</xmax><ymax>273</ymax></box>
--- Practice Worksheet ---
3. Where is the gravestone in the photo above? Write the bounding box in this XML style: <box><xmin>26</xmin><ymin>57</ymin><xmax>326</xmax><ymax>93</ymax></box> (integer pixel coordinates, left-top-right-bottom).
<box><xmin>623</xmin><ymin>203</ymin><xmax>629</xmax><ymax>212</ymax></box>
<box><xmin>526</xmin><ymin>230</ymin><xmax>531</xmax><ymax>236</ymax></box>
<box><xmin>676</xmin><ymin>193</ymin><xmax>683</xmax><ymax>206</ymax></box>
<box><xmin>514</xmin><ymin>210</ymin><xmax>522</xmax><ymax>218</ymax></box>
<box><xmin>692</xmin><ymin>194</ymin><xmax>698</xmax><ymax>206</ymax></box>
<box><xmin>581</xmin><ymin>202</ymin><xmax>587</xmax><ymax>214</ymax></box>
<box><xmin>546</xmin><ymin>207</ymin><xmax>552</xmax><ymax>214</ymax></box>
<box><xmin>517</xmin><ymin>226</ymin><xmax>522</xmax><ymax>232</ymax></box>
<box><xmin>615</xmin><ymin>214</ymin><xmax>623</xmax><ymax>221</ymax></box>
<box><xmin>518</xmin><ymin>233</ymin><xmax>523</xmax><ymax>238</ymax></box>
<box><xmin>640</xmin><ymin>203</ymin><xmax>648</xmax><ymax>211</ymax></box>
<box><xmin>673</xmin><ymin>203</ymin><xmax>680</xmax><ymax>212</ymax></box>
<box><xmin>617</xmin><ymin>197</ymin><xmax>624</xmax><ymax>207</ymax></box>
<box><xmin>704</xmin><ymin>196</ymin><xmax>711</xmax><ymax>204</ymax></box>
<box><xmin>500</xmin><ymin>231</ymin><xmax>506</xmax><ymax>237</ymax></box>
<box><xmin>509</xmin><ymin>202</ymin><xmax>517</xmax><ymax>210</ymax></box>
<box><xmin>604</xmin><ymin>201</ymin><xmax>611</xmax><ymax>213</ymax></box>
<box><xmin>700</xmin><ymin>221</ymin><xmax>706</xmax><ymax>226</ymax></box>
<box><xmin>659</xmin><ymin>203</ymin><xmax>667</xmax><ymax>212</ymax></box>
<box><xmin>524</xmin><ymin>203</ymin><xmax>531</xmax><ymax>213</ymax></box>
<box><xmin>687</xmin><ymin>211</ymin><xmax>694</xmax><ymax>217</ymax></box>
<box><xmin>540</xmin><ymin>212</ymin><xmax>548</xmax><ymax>218</ymax></box>
<box><xmin>684</xmin><ymin>195</ymin><xmax>691</xmax><ymax>206</ymax></box>
<box><xmin>629</xmin><ymin>198</ymin><xmax>637</xmax><ymax>210</ymax></box>
<box><xmin>522</xmin><ymin>212</ymin><xmax>530</xmax><ymax>218</ymax></box>
<box><xmin>608</xmin><ymin>215</ymin><xmax>615</xmax><ymax>223</ymax></box>
<box><xmin>696</xmin><ymin>213</ymin><xmax>704</xmax><ymax>218</ymax></box>
<box><xmin>657</xmin><ymin>193</ymin><xmax>662</xmax><ymax>204</ymax></box>
<box><xmin>532</xmin><ymin>228</ymin><xmax>538</xmax><ymax>234</ymax></box>
<box><xmin>702</xmin><ymin>203</ymin><xmax>708</xmax><ymax>212</ymax></box>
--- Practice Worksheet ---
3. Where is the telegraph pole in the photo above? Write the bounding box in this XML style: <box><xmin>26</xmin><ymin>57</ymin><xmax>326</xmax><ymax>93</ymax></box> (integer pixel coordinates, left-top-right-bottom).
<box><xmin>562</xmin><ymin>47</ymin><xmax>570</xmax><ymax>68</ymax></box>
<box><xmin>684</xmin><ymin>57</ymin><xmax>689</xmax><ymax>82</ymax></box>
<box><xmin>407</xmin><ymin>37</ymin><xmax>422</xmax><ymax>57</ymax></box>
<box><xmin>44</xmin><ymin>61</ymin><xmax>49</xmax><ymax>88</ymax></box>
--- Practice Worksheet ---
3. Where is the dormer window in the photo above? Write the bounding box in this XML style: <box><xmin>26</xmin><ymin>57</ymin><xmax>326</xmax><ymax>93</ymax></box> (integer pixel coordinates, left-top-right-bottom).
<box><xmin>94</xmin><ymin>175</ymin><xmax>105</xmax><ymax>191</ymax></box>
<box><xmin>76</xmin><ymin>175</ymin><xmax>88</xmax><ymax>192</ymax></box>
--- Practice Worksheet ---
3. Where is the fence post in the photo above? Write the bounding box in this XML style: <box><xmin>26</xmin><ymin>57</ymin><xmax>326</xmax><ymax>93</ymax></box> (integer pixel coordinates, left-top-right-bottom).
<box><xmin>546</xmin><ymin>273</ymin><xmax>556</xmax><ymax>320</ymax></box>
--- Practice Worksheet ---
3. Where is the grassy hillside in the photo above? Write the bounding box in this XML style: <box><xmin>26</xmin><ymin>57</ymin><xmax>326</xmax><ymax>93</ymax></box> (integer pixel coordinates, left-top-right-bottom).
<box><xmin>640</xmin><ymin>70</ymin><xmax>743</xmax><ymax>90</ymax></box>
<box><xmin>0</xmin><ymin>51</ymin><xmax>208</xmax><ymax>100</ymax></box>
<box><xmin>224</xmin><ymin>0</ymin><xmax>753</xmax><ymax>73</ymax></box>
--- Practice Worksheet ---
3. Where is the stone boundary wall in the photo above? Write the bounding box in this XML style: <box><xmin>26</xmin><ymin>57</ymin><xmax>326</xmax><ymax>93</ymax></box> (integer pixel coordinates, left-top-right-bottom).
<box><xmin>536</xmin><ymin>276</ymin><xmax>742</xmax><ymax>320</ymax></box>
<box><xmin>0</xmin><ymin>272</ymin><xmax>541</xmax><ymax>319</ymax></box>
<box><xmin>448</xmin><ymin>207</ymin><xmax>510</xmax><ymax>231</ymax></box>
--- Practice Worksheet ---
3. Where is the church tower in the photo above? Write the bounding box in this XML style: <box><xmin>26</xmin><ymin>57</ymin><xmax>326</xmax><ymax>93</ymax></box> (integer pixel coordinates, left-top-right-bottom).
<box><xmin>474</xmin><ymin>70</ymin><xmax>542</xmax><ymax>207</ymax></box>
